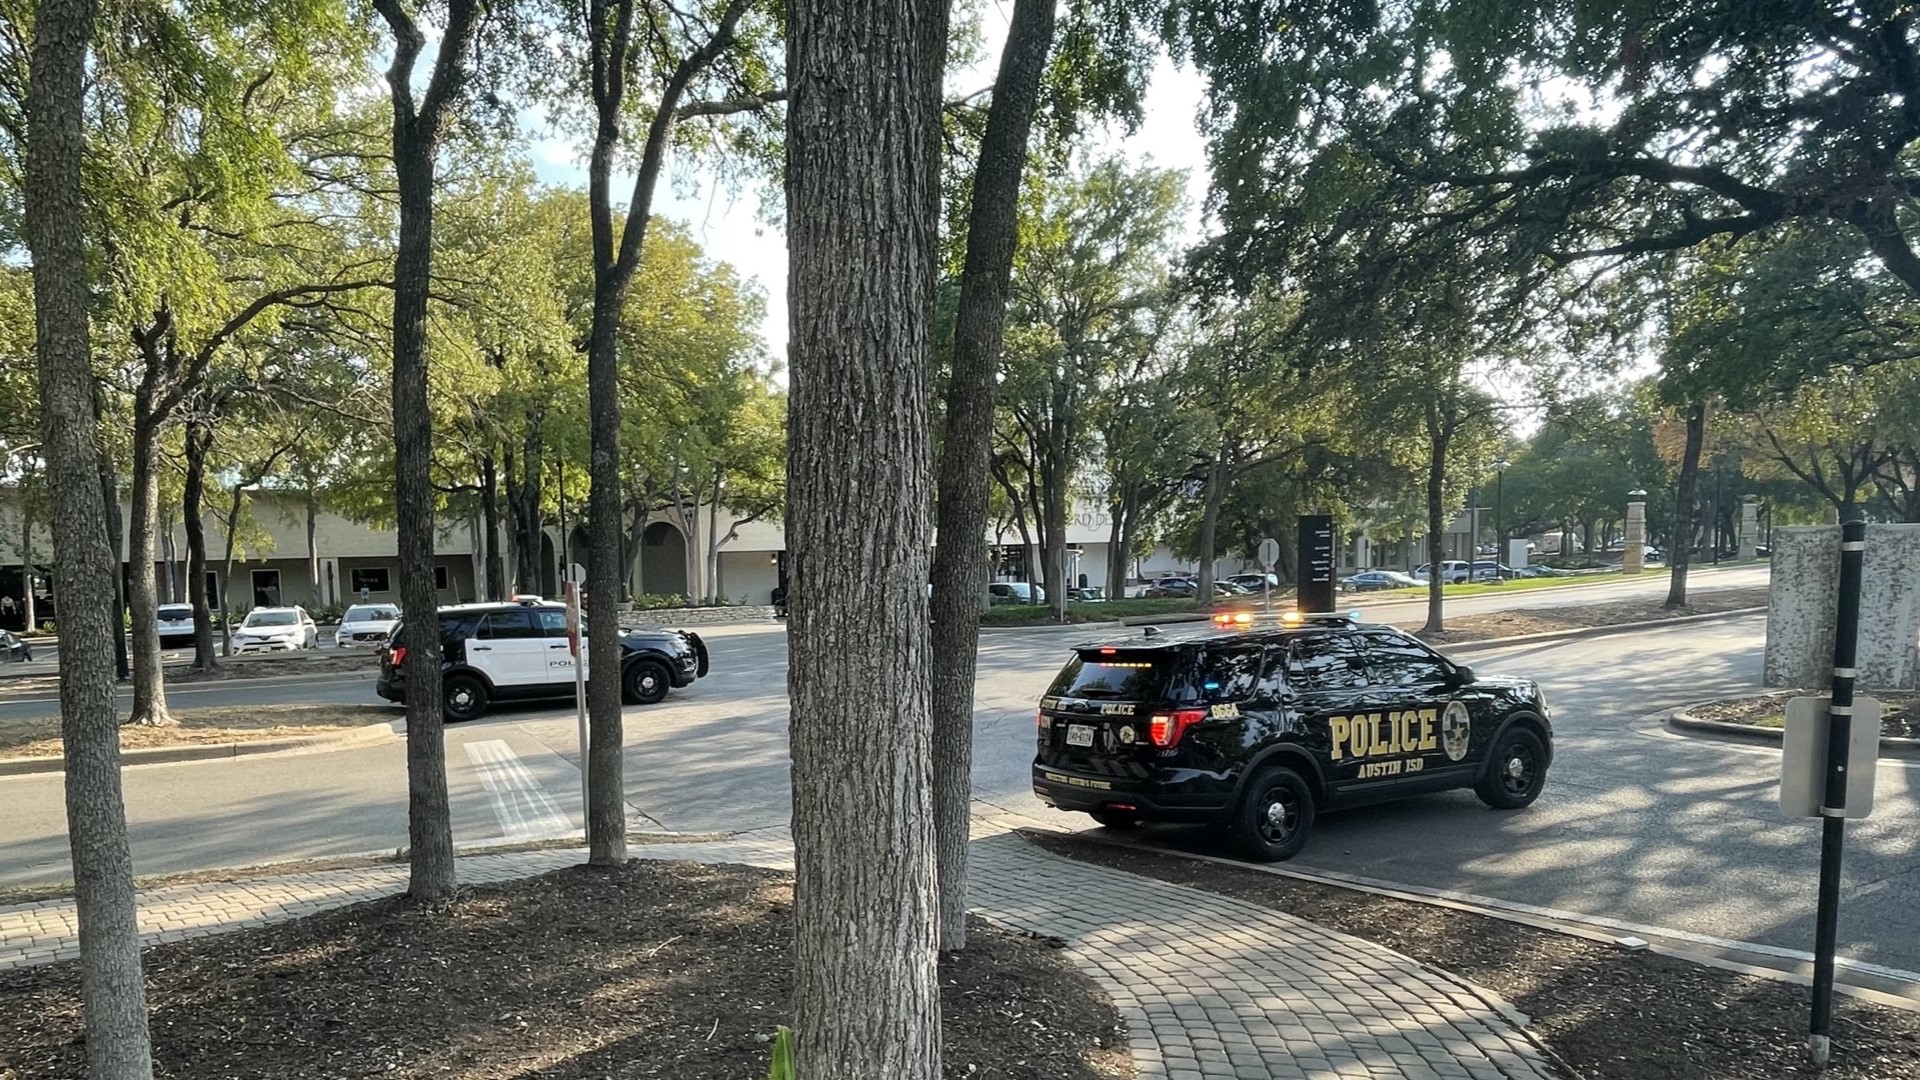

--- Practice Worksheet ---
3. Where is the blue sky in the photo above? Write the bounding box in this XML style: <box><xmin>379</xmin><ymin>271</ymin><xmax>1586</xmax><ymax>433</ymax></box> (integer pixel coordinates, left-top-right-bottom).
<box><xmin>521</xmin><ymin>14</ymin><xmax>1214</xmax><ymax>365</ymax></box>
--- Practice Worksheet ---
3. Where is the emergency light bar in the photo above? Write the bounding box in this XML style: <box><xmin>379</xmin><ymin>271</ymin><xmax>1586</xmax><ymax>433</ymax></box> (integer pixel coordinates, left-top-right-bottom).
<box><xmin>1211</xmin><ymin>609</ymin><xmax>1361</xmax><ymax>629</ymax></box>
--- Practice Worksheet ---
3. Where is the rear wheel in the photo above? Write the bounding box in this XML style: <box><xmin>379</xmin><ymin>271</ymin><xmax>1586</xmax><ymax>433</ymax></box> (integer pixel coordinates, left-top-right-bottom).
<box><xmin>1476</xmin><ymin>728</ymin><xmax>1548</xmax><ymax>809</ymax></box>
<box><xmin>1230</xmin><ymin>766</ymin><xmax>1316</xmax><ymax>862</ymax></box>
<box><xmin>1088</xmin><ymin>809</ymin><xmax>1141</xmax><ymax>830</ymax></box>
<box><xmin>444</xmin><ymin>674</ymin><xmax>489</xmax><ymax>723</ymax></box>
<box><xmin>624</xmin><ymin>658</ymin><xmax>671</xmax><ymax>705</ymax></box>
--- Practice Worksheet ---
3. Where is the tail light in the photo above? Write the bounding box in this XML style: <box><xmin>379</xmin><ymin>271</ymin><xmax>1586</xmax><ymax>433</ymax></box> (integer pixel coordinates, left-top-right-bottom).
<box><xmin>1036</xmin><ymin>709</ymin><xmax>1046</xmax><ymax>731</ymax></box>
<box><xmin>1148</xmin><ymin>708</ymin><xmax>1207</xmax><ymax>748</ymax></box>
<box><xmin>388</xmin><ymin>645</ymin><xmax>407</xmax><ymax>669</ymax></box>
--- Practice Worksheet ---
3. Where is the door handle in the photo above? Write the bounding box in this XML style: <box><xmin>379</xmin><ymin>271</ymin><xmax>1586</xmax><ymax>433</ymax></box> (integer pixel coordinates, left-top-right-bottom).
<box><xmin>549</xmin><ymin>643</ymin><xmax>568</xmax><ymax>649</ymax></box>
<box><xmin>471</xmin><ymin>645</ymin><xmax>492</xmax><ymax>651</ymax></box>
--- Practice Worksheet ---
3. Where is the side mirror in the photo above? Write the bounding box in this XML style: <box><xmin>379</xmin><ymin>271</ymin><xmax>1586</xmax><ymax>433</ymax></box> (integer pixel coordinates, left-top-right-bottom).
<box><xmin>1451</xmin><ymin>665</ymin><xmax>1477</xmax><ymax>686</ymax></box>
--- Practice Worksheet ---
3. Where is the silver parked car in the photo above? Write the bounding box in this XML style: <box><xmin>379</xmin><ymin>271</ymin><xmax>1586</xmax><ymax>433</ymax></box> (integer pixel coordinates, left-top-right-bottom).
<box><xmin>335</xmin><ymin>603</ymin><xmax>401</xmax><ymax>648</ymax></box>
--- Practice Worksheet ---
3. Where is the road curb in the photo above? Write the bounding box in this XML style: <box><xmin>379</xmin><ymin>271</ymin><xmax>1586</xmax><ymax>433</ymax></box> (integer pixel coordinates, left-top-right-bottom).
<box><xmin>0</xmin><ymin>720</ymin><xmax>399</xmax><ymax>777</ymax></box>
<box><xmin>1667</xmin><ymin>700</ymin><xmax>1920</xmax><ymax>760</ymax></box>
<box><xmin>1432</xmin><ymin>606</ymin><xmax>1768</xmax><ymax>655</ymax></box>
<box><xmin>1043</xmin><ymin>829</ymin><xmax>1920</xmax><ymax>1013</ymax></box>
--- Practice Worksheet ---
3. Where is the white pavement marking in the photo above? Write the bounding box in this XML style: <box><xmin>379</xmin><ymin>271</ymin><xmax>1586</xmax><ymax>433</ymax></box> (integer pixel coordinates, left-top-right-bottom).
<box><xmin>463</xmin><ymin>739</ymin><xmax>574</xmax><ymax>839</ymax></box>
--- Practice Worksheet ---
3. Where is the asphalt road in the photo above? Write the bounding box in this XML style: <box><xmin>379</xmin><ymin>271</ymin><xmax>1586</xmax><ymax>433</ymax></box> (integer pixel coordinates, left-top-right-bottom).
<box><xmin>12</xmin><ymin>560</ymin><xmax>1901</xmax><ymax>977</ymax></box>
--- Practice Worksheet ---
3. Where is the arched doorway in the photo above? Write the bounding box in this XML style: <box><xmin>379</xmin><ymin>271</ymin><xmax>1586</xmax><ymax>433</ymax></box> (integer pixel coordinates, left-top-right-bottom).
<box><xmin>640</xmin><ymin>521</ymin><xmax>688</xmax><ymax>599</ymax></box>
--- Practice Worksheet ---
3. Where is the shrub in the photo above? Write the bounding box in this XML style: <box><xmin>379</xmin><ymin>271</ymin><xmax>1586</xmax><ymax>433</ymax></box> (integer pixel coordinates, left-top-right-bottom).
<box><xmin>765</xmin><ymin>1027</ymin><xmax>794</xmax><ymax>1080</ymax></box>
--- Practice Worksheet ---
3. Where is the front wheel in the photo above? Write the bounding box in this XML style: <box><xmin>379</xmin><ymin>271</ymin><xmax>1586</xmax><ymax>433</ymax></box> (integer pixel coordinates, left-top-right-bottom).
<box><xmin>444</xmin><ymin>674</ymin><xmax>489</xmax><ymax>723</ymax></box>
<box><xmin>623</xmin><ymin>659</ymin><xmax>671</xmax><ymax>705</ymax></box>
<box><xmin>1230</xmin><ymin>766</ymin><xmax>1316</xmax><ymax>862</ymax></box>
<box><xmin>1476</xmin><ymin>728</ymin><xmax>1549</xmax><ymax>809</ymax></box>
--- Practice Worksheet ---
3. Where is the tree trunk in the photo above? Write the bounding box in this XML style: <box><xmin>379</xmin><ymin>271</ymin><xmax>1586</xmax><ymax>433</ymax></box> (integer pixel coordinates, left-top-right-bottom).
<box><xmin>159</xmin><ymin>510</ymin><xmax>176</xmax><ymax>605</ymax></box>
<box><xmin>26</xmin><ymin>0</ymin><xmax>156</xmax><ymax>1067</ymax></box>
<box><xmin>1197</xmin><ymin>449</ymin><xmax>1229</xmax><ymax>600</ymax></box>
<box><xmin>97</xmin><ymin>447</ymin><xmax>129</xmax><ymax>680</ymax></box>
<box><xmin>306</xmin><ymin>493</ymin><xmax>321</xmax><ymax>606</ymax></box>
<box><xmin>480</xmin><ymin>451</ymin><xmax>505</xmax><ymax>601</ymax></box>
<box><xmin>377</xmin><ymin>0</ymin><xmax>478</xmax><ymax>902</ymax></box>
<box><xmin>927</xmin><ymin>0</ymin><xmax>1054</xmax><ymax>951</ymax></box>
<box><xmin>125</xmin><ymin>407</ymin><xmax>171</xmax><ymax>726</ymax></box>
<box><xmin>506</xmin><ymin>435</ymin><xmax>545</xmax><ymax>594</ymax></box>
<box><xmin>787</xmin><ymin>0</ymin><xmax>946</xmax><ymax>1067</ymax></box>
<box><xmin>1105</xmin><ymin>494</ymin><xmax>1127</xmax><ymax>597</ymax></box>
<box><xmin>1421</xmin><ymin>401</ymin><xmax>1451</xmax><ymax>635</ymax></box>
<box><xmin>184</xmin><ymin>418</ymin><xmax>217</xmax><ymax>670</ymax></box>
<box><xmin>19</xmin><ymin>469</ymin><xmax>36</xmax><ymax>633</ymax></box>
<box><xmin>221</xmin><ymin>485</ymin><xmax>243</xmax><ymax>656</ymax></box>
<box><xmin>706</xmin><ymin>480</ymin><xmax>724</xmax><ymax>604</ymax></box>
<box><xmin>1664</xmin><ymin>400</ymin><xmax>1706</xmax><ymax>609</ymax></box>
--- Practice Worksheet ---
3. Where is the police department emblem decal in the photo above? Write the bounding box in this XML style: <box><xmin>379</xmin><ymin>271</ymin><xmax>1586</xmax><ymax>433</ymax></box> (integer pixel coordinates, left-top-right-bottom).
<box><xmin>1441</xmin><ymin>701</ymin><xmax>1471</xmax><ymax>762</ymax></box>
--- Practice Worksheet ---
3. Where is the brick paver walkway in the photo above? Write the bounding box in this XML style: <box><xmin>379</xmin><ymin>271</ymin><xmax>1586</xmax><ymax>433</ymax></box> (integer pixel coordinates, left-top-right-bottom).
<box><xmin>970</xmin><ymin>834</ymin><xmax>1556</xmax><ymax>1080</ymax></box>
<box><xmin>1</xmin><ymin>828</ymin><xmax>1555</xmax><ymax>1080</ymax></box>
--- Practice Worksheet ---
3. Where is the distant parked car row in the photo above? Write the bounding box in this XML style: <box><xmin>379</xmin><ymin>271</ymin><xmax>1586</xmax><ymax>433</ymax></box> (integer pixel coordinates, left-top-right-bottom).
<box><xmin>153</xmin><ymin>602</ymin><xmax>401</xmax><ymax>651</ymax></box>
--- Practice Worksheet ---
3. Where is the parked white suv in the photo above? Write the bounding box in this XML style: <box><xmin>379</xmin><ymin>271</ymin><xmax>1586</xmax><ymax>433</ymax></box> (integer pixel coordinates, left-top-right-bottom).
<box><xmin>335</xmin><ymin>603</ymin><xmax>401</xmax><ymax>648</ymax></box>
<box><xmin>231</xmin><ymin>607</ymin><xmax>318</xmax><ymax>652</ymax></box>
<box><xmin>156</xmin><ymin>603</ymin><xmax>196</xmax><ymax>647</ymax></box>
<box><xmin>1414</xmin><ymin>561</ymin><xmax>1472</xmax><ymax>585</ymax></box>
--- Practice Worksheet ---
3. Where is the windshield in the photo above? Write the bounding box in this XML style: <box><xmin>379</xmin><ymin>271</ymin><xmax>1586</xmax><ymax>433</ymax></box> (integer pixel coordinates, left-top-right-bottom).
<box><xmin>245</xmin><ymin>611</ymin><xmax>296</xmax><ymax>627</ymax></box>
<box><xmin>345</xmin><ymin>606</ymin><xmax>399</xmax><ymax>622</ymax></box>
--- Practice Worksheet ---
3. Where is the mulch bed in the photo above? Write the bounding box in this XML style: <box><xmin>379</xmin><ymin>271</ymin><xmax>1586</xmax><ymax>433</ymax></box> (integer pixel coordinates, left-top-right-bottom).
<box><xmin>0</xmin><ymin>860</ymin><xmax>1129</xmax><ymax>1080</ymax></box>
<box><xmin>1028</xmin><ymin>832</ymin><xmax>1919</xmax><ymax>1080</ymax></box>
<box><xmin>1414</xmin><ymin>586</ymin><xmax>1769</xmax><ymax>644</ymax></box>
<box><xmin>1690</xmin><ymin>692</ymin><xmax>1919</xmax><ymax>740</ymax></box>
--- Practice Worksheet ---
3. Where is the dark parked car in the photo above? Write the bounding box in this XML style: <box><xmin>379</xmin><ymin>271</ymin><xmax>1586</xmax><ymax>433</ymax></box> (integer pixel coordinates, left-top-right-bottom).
<box><xmin>1340</xmin><ymin>570</ymin><xmax>1422</xmax><ymax>592</ymax></box>
<box><xmin>1032</xmin><ymin>611</ymin><xmax>1553</xmax><ymax>861</ymax></box>
<box><xmin>0</xmin><ymin>630</ymin><xmax>31</xmax><ymax>662</ymax></box>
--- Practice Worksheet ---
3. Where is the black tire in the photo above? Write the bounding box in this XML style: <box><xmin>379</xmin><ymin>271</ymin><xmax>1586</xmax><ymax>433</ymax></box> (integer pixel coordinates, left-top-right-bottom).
<box><xmin>443</xmin><ymin>674</ymin><xmax>489</xmax><ymax>723</ymax></box>
<box><xmin>1475</xmin><ymin>727</ymin><xmax>1549</xmax><ymax>809</ymax></box>
<box><xmin>1088</xmin><ymin>809</ymin><xmax>1141</xmax><ymax>830</ymax></box>
<box><xmin>624</xmin><ymin>658</ymin><xmax>671</xmax><ymax>705</ymax></box>
<box><xmin>1230</xmin><ymin>766</ymin><xmax>1316</xmax><ymax>862</ymax></box>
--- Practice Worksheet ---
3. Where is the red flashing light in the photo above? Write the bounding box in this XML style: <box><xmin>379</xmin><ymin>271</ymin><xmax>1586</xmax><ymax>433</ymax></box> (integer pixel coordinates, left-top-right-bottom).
<box><xmin>388</xmin><ymin>645</ymin><xmax>407</xmax><ymax>669</ymax></box>
<box><xmin>1148</xmin><ymin>708</ymin><xmax>1207</xmax><ymax>748</ymax></box>
<box><xmin>1099</xmin><ymin>647</ymin><xmax>1117</xmax><ymax>655</ymax></box>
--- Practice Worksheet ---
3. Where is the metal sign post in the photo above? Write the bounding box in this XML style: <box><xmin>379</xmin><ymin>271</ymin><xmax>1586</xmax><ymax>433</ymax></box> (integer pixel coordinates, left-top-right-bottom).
<box><xmin>1257</xmin><ymin>537</ymin><xmax>1280</xmax><ymax>613</ymax></box>
<box><xmin>1810</xmin><ymin>520</ymin><xmax>1867</xmax><ymax>1068</ymax></box>
<box><xmin>564</xmin><ymin>572</ymin><xmax>588</xmax><ymax>838</ymax></box>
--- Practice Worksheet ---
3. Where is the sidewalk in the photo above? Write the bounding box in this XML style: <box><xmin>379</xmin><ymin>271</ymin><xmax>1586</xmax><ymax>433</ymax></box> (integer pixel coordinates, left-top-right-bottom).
<box><xmin>0</xmin><ymin>827</ymin><xmax>1556</xmax><ymax>1080</ymax></box>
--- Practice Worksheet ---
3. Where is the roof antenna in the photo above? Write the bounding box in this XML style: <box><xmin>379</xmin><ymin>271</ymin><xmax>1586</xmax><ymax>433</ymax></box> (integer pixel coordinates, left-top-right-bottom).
<box><xmin>1141</xmin><ymin>625</ymin><xmax>1161</xmax><ymax>638</ymax></box>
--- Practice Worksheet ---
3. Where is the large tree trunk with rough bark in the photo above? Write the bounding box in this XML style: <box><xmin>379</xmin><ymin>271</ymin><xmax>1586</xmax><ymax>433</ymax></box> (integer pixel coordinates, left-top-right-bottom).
<box><xmin>584</xmin><ymin>293</ymin><xmax>629</xmax><ymax>864</ymax></box>
<box><xmin>184</xmin><ymin>417</ymin><xmax>217</xmax><ymax>670</ymax></box>
<box><xmin>27</xmin><ymin>0</ymin><xmax>156</xmax><ymax>1069</ymax></box>
<box><xmin>928</xmin><ymin>0</ymin><xmax>1055</xmax><ymax>951</ymax></box>
<box><xmin>375</xmin><ymin>0</ymin><xmax>480</xmax><ymax>904</ymax></box>
<box><xmin>97</xmin><ymin>446</ymin><xmax>129</xmax><ymax>680</ymax></box>
<box><xmin>1665</xmin><ymin>399</ymin><xmax>1706</xmax><ymax>609</ymax></box>
<box><xmin>786</xmin><ymin>0</ymin><xmax>946</xmax><ymax>1068</ymax></box>
<box><xmin>125</xmin><ymin>405</ymin><xmax>171</xmax><ymax>725</ymax></box>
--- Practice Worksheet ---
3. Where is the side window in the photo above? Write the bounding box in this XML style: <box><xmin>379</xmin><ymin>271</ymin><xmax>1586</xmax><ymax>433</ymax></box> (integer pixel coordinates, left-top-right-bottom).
<box><xmin>538</xmin><ymin>609</ymin><xmax>570</xmax><ymax>638</ymax></box>
<box><xmin>1359</xmin><ymin>630</ymin><xmax>1451</xmax><ymax>687</ymax></box>
<box><xmin>1199</xmin><ymin>647</ymin><xmax>1263</xmax><ymax>701</ymax></box>
<box><xmin>1286</xmin><ymin>634</ymin><xmax>1370</xmax><ymax>691</ymax></box>
<box><xmin>479</xmin><ymin>610</ymin><xmax>539</xmax><ymax>640</ymax></box>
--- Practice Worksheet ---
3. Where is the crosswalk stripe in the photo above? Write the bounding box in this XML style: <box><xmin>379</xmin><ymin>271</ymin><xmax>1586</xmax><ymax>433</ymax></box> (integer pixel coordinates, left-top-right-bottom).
<box><xmin>463</xmin><ymin>739</ymin><xmax>575</xmax><ymax>839</ymax></box>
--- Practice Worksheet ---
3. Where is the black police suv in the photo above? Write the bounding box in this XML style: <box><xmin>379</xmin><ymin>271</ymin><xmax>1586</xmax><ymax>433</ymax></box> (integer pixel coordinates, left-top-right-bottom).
<box><xmin>378</xmin><ymin>598</ymin><xmax>708</xmax><ymax>721</ymax></box>
<box><xmin>1032</xmin><ymin>612</ymin><xmax>1552</xmax><ymax>861</ymax></box>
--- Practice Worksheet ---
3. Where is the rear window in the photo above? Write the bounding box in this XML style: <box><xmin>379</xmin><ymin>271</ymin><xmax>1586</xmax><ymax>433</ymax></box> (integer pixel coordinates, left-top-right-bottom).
<box><xmin>157</xmin><ymin>605</ymin><xmax>193</xmax><ymax>619</ymax></box>
<box><xmin>1048</xmin><ymin>651</ymin><xmax>1175</xmax><ymax>700</ymax></box>
<box><xmin>1049</xmin><ymin>647</ymin><xmax>1263</xmax><ymax>704</ymax></box>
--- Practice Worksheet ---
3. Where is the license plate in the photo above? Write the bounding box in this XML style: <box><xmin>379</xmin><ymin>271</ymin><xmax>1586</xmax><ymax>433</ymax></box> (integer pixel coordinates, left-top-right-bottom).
<box><xmin>1066</xmin><ymin>724</ymin><xmax>1095</xmax><ymax>747</ymax></box>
